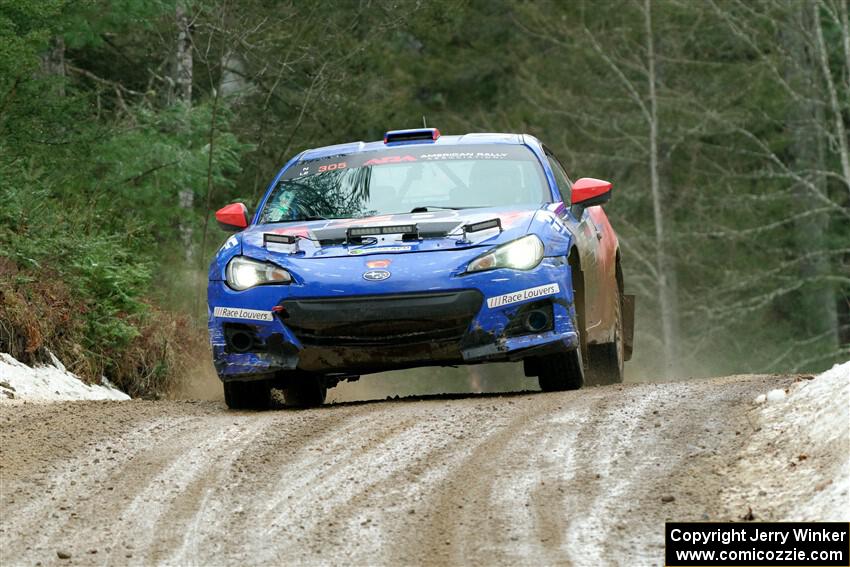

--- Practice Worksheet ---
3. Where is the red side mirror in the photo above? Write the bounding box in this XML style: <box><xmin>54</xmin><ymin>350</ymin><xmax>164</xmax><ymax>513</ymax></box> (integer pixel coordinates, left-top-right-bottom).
<box><xmin>571</xmin><ymin>178</ymin><xmax>613</xmax><ymax>207</ymax></box>
<box><xmin>215</xmin><ymin>203</ymin><xmax>250</xmax><ymax>232</ymax></box>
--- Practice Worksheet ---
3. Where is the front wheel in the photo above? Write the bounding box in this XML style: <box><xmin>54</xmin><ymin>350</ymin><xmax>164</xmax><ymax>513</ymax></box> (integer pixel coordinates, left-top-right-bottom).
<box><xmin>282</xmin><ymin>373</ymin><xmax>327</xmax><ymax>408</ymax></box>
<box><xmin>223</xmin><ymin>380</ymin><xmax>272</xmax><ymax>410</ymax></box>
<box><xmin>587</xmin><ymin>285</ymin><xmax>625</xmax><ymax>386</ymax></box>
<box><xmin>537</xmin><ymin>348</ymin><xmax>585</xmax><ymax>392</ymax></box>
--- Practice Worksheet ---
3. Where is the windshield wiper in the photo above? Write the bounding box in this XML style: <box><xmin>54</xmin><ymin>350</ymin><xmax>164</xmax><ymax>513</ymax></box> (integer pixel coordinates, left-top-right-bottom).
<box><xmin>273</xmin><ymin>215</ymin><xmax>331</xmax><ymax>222</ymax></box>
<box><xmin>409</xmin><ymin>205</ymin><xmax>473</xmax><ymax>213</ymax></box>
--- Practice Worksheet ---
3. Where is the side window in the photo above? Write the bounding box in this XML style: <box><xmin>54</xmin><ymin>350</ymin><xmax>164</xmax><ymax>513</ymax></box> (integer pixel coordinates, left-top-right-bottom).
<box><xmin>545</xmin><ymin>154</ymin><xmax>572</xmax><ymax>204</ymax></box>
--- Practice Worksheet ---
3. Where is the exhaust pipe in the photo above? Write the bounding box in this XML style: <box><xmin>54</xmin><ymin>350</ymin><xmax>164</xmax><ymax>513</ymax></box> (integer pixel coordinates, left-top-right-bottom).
<box><xmin>228</xmin><ymin>330</ymin><xmax>254</xmax><ymax>353</ymax></box>
<box><xmin>523</xmin><ymin>309</ymin><xmax>552</xmax><ymax>333</ymax></box>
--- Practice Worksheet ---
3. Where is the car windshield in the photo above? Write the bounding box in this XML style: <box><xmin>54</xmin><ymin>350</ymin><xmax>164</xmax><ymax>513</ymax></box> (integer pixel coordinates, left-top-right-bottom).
<box><xmin>258</xmin><ymin>144</ymin><xmax>548</xmax><ymax>223</ymax></box>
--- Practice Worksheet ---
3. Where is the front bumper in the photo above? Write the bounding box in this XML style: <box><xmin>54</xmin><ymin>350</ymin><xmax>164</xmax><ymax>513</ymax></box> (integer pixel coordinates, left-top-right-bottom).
<box><xmin>208</xmin><ymin>256</ymin><xmax>578</xmax><ymax>380</ymax></box>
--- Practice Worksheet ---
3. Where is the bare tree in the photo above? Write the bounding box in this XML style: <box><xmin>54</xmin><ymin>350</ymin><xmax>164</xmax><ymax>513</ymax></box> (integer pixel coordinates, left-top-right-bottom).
<box><xmin>174</xmin><ymin>3</ymin><xmax>193</xmax><ymax>106</ymax></box>
<box><xmin>41</xmin><ymin>36</ymin><xmax>66</xmax><ymax>97</ymax></box>
<box><xmin>697</xmin><ymin>0</ymin><xmax>848</xmax><ymax>367</ymax></box>
<box><xmin>512</xmin><ymin>0</ymin><xmax>682</xmax><ymax>378</ymax></box>
<box><xmin>813</xmin><ymin>0</ymin><xmax>850</xmax><ymax>196</ymax></box>
<box><xmin>788</xmin><ymin>1</ymin><xmax>840</xmax><ymax>356</ymax></box>
<box><xmin>643</xmin><ymin>0</ymin><xmax>678</xmax><ymax>378</ymax></box>
<box><xmin>175</xmin><ymin>2</ymin><xmax>195</xmax><ymax>263</ymax></box>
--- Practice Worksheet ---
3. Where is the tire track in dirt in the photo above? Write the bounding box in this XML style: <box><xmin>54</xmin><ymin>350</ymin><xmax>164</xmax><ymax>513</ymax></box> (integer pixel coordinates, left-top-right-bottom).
<box><xmin>181</xmin><ymin>402</ymin><xmax>481</xmax><ymax>565</ymax></box>
<box><xmin>164</xmin><ymin>406</ymin><xmax>395</xmax><ymax>565</ymax></box>
<box><xmin>0</xmin><ymin>373</ymin><xmax>813</xmax><ymax>567</ymax></box>
<box><xmin>108</xmin><ymin>408</ymin><xmax>359</xmax><ymax>566</ymax></box>
<box><xmin>108</xmin><ymin>418</ymin><xmax>270</xmax><ymax>565</ymax></box>
<box><xmin>402</xmin><ymin>391</ymin><xmax>582</xmax><ymax>566</ymax></box>
<box><xmin>157</xmin><ymin>410</ymin><xmax>353</xmax><ymax>565</ymax></box>
<box><xmin>557</xmin><ymin>386</ymin><xmax>668</xmax><ymax>564</ymax></box>
<box><xmin>288</xmin><ymin>401</ymin><xmax>524</xmax><ymax>565</ymax></box>
<box><xmin>2</xmin><ymin>415</ymin><xmax>197</xmax><ymax>560</ymax></box>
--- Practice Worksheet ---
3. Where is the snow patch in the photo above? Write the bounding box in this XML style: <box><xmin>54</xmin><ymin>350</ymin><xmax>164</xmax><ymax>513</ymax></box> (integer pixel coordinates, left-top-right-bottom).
<box><xmin>766</xmin><ymin>388</ymin><xmax>786</xmax><ymax>403</ymax></box>
<box><xmin>770</xmin><ymin>361</ymin><xmax>850</xmax><ymax>520</ymax></box>
<box><xmin>732</xmin><ymin>360</ymin><xmax>850</xmax><ymax>520</ymax></box>
<box><xmin>0</xmin><ymin>352</ymin><xmax>129</xmax><ymax>402</ymax></box>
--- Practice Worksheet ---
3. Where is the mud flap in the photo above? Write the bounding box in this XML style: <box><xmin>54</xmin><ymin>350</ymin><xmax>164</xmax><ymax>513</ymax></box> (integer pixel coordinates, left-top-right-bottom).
<box><xmin>623</xmin><ymin>294</ymin><xmax>635</xmax><ymax>361</ymax></box>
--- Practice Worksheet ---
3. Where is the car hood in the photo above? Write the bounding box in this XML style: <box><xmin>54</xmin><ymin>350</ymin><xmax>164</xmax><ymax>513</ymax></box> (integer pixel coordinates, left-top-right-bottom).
<box><xmin>239</xmin><ymin>205</ymin><xmax>541</xmax><ymax>261</ymax></box>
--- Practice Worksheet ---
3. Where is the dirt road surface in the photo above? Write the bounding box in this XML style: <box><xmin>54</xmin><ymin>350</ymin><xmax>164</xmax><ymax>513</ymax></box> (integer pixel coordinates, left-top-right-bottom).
<box><xmin>0</xmin><ymin>373</ymin><xmax>839</xmax><ymax>566</ymax></box>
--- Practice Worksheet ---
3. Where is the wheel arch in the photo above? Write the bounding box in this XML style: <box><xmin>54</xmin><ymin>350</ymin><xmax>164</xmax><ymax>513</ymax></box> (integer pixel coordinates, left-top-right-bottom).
<box><xmin>567</xmin><ymin>246</ymin><xmax>588</xmax><ymax>364</ymax></box>
<box><xmin>567</xmin><ymin>245</ymin><xmax>583</xmax><ymax>311</ymax></box>
<box><xmin>615</xmin><ymin>247</ymin><xmax>635</xmax><ymax>361</ymax></box>
<box><xmin>615</xmin><ymin>248</ymin><xmax>623</xmax><ymax>293</ymax></box>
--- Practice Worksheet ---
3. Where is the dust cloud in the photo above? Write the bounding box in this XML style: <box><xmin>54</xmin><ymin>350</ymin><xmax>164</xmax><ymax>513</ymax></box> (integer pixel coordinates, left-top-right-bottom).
<box><xmin>327</xmin><ymin>362</ymin><xmax>533</xmax><ymax>404</ymax></box>
<box><xmin>171</xmin><ymin>361</ymin><xmax>534</xmax><ymax>403</ymax></box>
<box><xmin>172</xmin><ymin>359</ymin><xmax>224</xmax><ymax>401</ymax></box>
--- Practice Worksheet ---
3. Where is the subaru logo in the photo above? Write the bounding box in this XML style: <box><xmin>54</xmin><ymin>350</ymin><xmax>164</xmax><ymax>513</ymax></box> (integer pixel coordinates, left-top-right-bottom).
<box><xmin>363</xmin><ymin>270</ymin><xmax>391</xmax><ymax>281</ymax></box>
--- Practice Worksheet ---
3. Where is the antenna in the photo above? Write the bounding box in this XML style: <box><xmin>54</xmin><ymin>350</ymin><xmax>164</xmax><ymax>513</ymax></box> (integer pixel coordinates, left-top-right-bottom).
<box><xmin>422</xmin><ymin>115</ymin><xmax>427</xmax><ymax>128</ymax></box>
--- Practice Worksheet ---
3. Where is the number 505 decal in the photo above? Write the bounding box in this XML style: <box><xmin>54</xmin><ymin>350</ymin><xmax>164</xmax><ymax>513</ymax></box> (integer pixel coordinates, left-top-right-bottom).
<box><xmin>318</xmin><ymin>162</ymin><xmax>346</xmax><ymax>173</ymax></box>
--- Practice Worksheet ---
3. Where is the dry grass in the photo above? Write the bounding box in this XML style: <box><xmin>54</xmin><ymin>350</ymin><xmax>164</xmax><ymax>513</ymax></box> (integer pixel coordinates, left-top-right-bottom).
<box><xmin>0</xmin><ymin>257</ymin><xmax>205</xmax><ymax>399</ymax></box>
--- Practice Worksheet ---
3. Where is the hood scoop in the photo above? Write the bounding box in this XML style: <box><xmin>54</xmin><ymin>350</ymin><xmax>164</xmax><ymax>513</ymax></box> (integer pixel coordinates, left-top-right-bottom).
<box><xmin>263</xmin><ymin>232</ymin><xmax>300</xmax><ymax>254</ymax></box>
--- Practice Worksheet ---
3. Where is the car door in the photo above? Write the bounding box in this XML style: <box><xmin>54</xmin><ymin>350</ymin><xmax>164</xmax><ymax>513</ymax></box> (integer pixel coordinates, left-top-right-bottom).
<box><xmin>544</xmin><ymin>149</ymin><xmax>604</xmax><ymax>334</ymax></box>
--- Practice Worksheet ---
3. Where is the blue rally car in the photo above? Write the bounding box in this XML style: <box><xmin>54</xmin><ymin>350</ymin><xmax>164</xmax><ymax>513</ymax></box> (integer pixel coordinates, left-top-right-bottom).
<box><xmin>209</xmin><ymin>128</ymin><xmax>634</xmax><ymax>409</ymax></box>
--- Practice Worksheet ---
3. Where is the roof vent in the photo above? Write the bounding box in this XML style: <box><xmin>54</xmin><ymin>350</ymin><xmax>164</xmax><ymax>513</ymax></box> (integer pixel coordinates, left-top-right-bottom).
<box><xmin>383</xmin><ymin>128</ymin><xmax>441</xmax><ymax>144</ymax></box>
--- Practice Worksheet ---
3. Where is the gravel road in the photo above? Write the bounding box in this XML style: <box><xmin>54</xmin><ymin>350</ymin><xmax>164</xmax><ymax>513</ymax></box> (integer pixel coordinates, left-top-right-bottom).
<box><xmin>0</xmin><ymin>373</ymin><xmax>829</xmax><ymax>566</ymax></box>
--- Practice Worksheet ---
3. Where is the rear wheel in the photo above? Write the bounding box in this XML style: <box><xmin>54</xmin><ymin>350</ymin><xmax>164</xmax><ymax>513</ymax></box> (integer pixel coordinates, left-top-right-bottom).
<box><xmin>537</xmin><ymin>348</ymin><xmax>585</xmax><ymax>391</ymax></box>
<box><xmin>223</xmin><ymin>380</ymin><xmax>272</xmax><ymax>410</ymax></box>
<box><xmin>282</xmin><ymin>373</ymin><xmax>327</xmax><ymax>408</ymax></box>
<box><xmin>587</xmin><ymin>285</ymin><xmax>624</xmax><ymax>385</ymax></box>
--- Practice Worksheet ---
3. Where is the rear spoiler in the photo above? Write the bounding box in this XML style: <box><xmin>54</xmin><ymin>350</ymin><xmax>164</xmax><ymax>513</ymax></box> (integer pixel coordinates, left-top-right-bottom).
<box><xmin>384</xmin><ymin>128</ymin><xmax>441</xmax><ymax>144</ymax></box>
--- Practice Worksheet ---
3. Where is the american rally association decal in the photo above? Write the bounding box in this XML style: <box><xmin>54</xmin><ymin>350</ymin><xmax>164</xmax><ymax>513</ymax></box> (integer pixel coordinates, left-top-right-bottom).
<box><xmin>213</xmin><ymin>307</ymin><xmax>274</xmax><ymax>322</ymax></box>
<box><xmin>487</xmin><ymin>283</ymin><xmax>560</xmax><ymax>309</ymax></box>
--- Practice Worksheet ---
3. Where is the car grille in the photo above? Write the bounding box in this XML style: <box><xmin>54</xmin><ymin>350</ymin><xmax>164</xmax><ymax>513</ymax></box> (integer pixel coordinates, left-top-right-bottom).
<box><xmin>278</xmin><ymin>290</ymin><xmax>483</xmax><ymax>347</ymax></box>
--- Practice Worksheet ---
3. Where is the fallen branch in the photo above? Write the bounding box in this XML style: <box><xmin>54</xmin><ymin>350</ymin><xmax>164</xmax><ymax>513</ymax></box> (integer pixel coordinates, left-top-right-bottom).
<box><xmin>121</xmin><ymin>160</ymin><xmax>180</xmax><ymax>185</ymax></box>
<box><xmin>66</xmin><ymin>64</ymin><xmax>145</xmax><ymax>97</ymax></box>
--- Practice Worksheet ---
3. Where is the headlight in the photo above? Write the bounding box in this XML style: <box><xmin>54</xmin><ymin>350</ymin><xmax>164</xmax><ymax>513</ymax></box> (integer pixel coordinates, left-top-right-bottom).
<box><xmin>466</xmin><ymin>235</ymin><xmax>545</xmax><ymax>273</ymax></box>
<box><xmin>226</xmin><ymin>256</ymin><xmax>292</xmax><ymax>291</ymax></box>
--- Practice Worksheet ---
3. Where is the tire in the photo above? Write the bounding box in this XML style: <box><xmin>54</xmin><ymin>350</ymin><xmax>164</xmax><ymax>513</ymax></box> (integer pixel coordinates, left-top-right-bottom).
<box><xmin>537</xmin><ymin>348</ymin><xmax>585</xmax><ymax>392</ymax></box>
<box><xmin>223</xmin><ymin>380</ymin><xmax>272</xmax><ymax>410</ymax></box>
<box><xmin>587</xmin><ymin>285</ymin><xmax>625</xmax><ymax>385</ymax></box>
<box><xmin>282</xmin><ymin>373</ymin><xmax>327</xmax><ymax>408</ymax></box>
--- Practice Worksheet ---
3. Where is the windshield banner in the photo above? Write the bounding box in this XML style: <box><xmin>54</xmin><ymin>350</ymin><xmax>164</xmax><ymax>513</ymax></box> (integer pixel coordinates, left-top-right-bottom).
<box><xmin>282</xmin><ymin>144</ymin><xmax>538</xmax><ymax>180</ymax></box>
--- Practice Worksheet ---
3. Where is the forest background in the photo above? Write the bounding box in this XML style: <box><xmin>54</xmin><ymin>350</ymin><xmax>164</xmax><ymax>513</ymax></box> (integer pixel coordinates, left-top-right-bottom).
<box><xmin>1</xmin><ymin>0</ymin><xmax>847</xmax><ymax>396</ymax></box>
